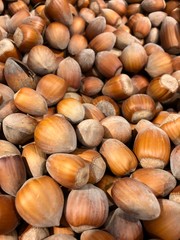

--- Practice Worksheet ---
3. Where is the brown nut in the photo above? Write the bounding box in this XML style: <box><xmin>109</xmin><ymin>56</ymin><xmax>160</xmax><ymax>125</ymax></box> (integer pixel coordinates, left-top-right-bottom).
<box><xmin>15</xmin><ymin>176</ymin><xmax>64</xmax><ymax>227</ymax></box>
<box><xmin>111</xmin><ymin>177</ymin><xmax>161</xmax><ymax>220</ymax></box>
<box><xmin>14</xmin><ymin>87</ymin><xmax>48</xmax><ymax>116</ymax></box>
<box><xmin>46</xmin><ymin>153</ymin><xmax>89</xmax><ymax>189</ymax></box>
<box><xmin>4</xmin><ymin>57</ymin><xmax>37</xmax><ymax>92</ymax></box>
<box><xmin>27</xmin><ymin>45</ymin><xmax>57</xmax><ymax>76</ymax></box>
<box><xmin>3</xmin><ymin>113</ymin><xmax>38</xmax><ymax>145</ymax></box>
<box><xmin>65</xmin><ymin>184</ymin><xmax>109</xmax><ymax>233</ymax></box>
<box><xmin>76</xmin><ymin>119</ymin><xmax>104</xmax><ymax>148</ymax></box>
<box><xmin>36</xmin><ymin>74</ymin><xmax>67</xmax><ymax>107</ymax></box>
<box><xmin>105</xmin><ymin>208</ymin><xmax>143</xmax><ymax>240</ymax></box>
<box><xmin>45</xmin><ymin>0</ymin><xmax>73</xmax><ymax>26</ymax></box>
<box><xmin>74</xmin><ymin>149</ymin><xmax>106</xmax><ymax>184</ymax></box>
<box><xmin>57</xmin><ymin>57</ymin><xmax>82</xmax><ymax>91</ymax></box>
<box><xmin>160</xmin><ymin>113</ymin><xmax>180</xmax><ymax>145</ymax></box>
<box><xmin>100</xmin><ymin>138</ymin><xmax>138</xmax><ymax>176</ymax></box>
<box><xmin>57</xmin><ymin>98</ymin><xmax>85</xmax><ymax>124</ymax></box>
<box><xmin>121</xmin><ymin>94</ymin><xmax>156</xmax><ymax>123</ymax></box>
<box><xmin>143</xmin><ymin>199</ymin><xmax>180</xmax><ymax>240</ymax></box>
<box><xmin>81</xmin><ymin>229</ymin><xmax>115</xmax><ymax>240</ymax></box>
<box><xmin>45</xmin><ymin>22</ymin><xmax>70</xmax><ymax>50</ymax></box>
<box><xmin>101</xmin><ymin>116</ymin><xmax>132</xmax><ymax>143</ymax></box>
<box><xmin>133</xmin><ymin>125</ymin><xmax>171</xmax><ymax>169</ymax></box>
<box><xmin>34</xmin><ymin>114</ymin><xmax>77</xmax><ymax>154</ymax></box>
<box><xmin>0</xmin><ymin>39</ymin><xmax>21</xmax><ymax>63</ymax></box>
<box><xmin>131</xmin><ymin>168</ymin><xmax>176</xmax><ymax>197</ymax></box>
<box><xmin>0</xmin><ymin>140</ymin><xmax>26</xmax><ymax>196</ymax></box>
<box><xmin>102</xmin><ymin>74</ymin><xmax>134</xmax><ymax>101</ymax></box>
<box><xmin>13</xmin><ymin>24</ymin><xmax>43</xmax><ymax>53</ymax></box>
<box><xmin>120</xmin><ymin>43</ymin><xmax>148</xmax><ymax>73</ymax></box>
<box><xmin>170</xmin><ymin>145</ymin><xmax>180</xmax><ymax>180</ymax></box>
<box><xmin>22</xmin><ymin>142</ymin><xmax>47</xmax><ymax>177</ymax></box>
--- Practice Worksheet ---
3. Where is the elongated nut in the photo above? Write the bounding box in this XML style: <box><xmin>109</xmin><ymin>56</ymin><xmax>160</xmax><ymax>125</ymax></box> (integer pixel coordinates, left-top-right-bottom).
<box><xmin>22</xmin><ymin>142</ymin><xmax>47</xmax><ymax>177</ymax></box>
<box><xmin>4</xmin><ymin>57</ymin><xmax>37</xmax><ymax>92</ymax></box>
<box><xmin>121</xmin><ymin>94</ymin><xmax>156</xmax><ymax>123</ymax></box>
<box><xmin>57</xmin><ymin>57</ymin><xmax>82</xmax><ymax>91</ymax></box>
<box><xmin>102</xmin><ymin>74</ymin><xmax>134</xmax><ymax>101</ymax></box>
<box><xmin>0</xmin><ymin>140</ymin><xmax>26</xmax><ymax>196</ymax></box>
<box><xmin>15</xmin><ymin>176</ymin><xmax>64</xmax><ymax>227</ymax></box>
<box><xmin>111</xmin><ymin>178</ymin><xmax>161</xmax><ymax>220</ymax></box>
<box><xmin>65</xmin><ymin>184</ymin><xmax>109</xmax><ymax>233</ymax></box>
<box><xmin>160</xmin><ymin>16</ymin><xmax>180</xmax><ymax>54</ymax></box>
<box><xmin>133</xmin><ymin>125</ymin><xmax>171</xmax><ymax>169</ymax></box>
<box><xmin>120</xmin><ymin>43</ymin><xmax>148</xmax><ymax>73</ymax></box>
<box><xmin>34</xmin><ymin>114</ymin><xmax>77</xmax><ymax>154</ymax></box>
<box><xmin>14</xmin><ymin>87</ymin><xmax>48</xmax><ymax>116</ymax></box>
<box><xmin>105</xmin><ymin>208</ymin><xmax>143</xmax><ymax>240</ymax></box>
<box><xmin>85</xmin><ymin>16</ymin><xmax>106</xmax><ymax>41</ymax></box>
<box><xmin>100</xmin><ymin>138</ymin><xmax>138</xmax><ymax>176</ymax></box>
<box><xmin>143</xmin><ymin>199</ymin><xmax>180</xmax><ymax>240</ymax></box>
<box><xmin>145</xmin><ymin>27</ymin><xmax>159</xmax><ymax>45</ymax></box>
<box><xmin>3</xmin><ymin>113</ymin><xmax>38</xmax><ymax>145</ymax></box>
<box><xmin>0</xmin><ymin>195</ymin><xmax>20</xmax><ymax>235</ymax></box>
<box><xmin>74</xmin><ymin>149</ymin><xmax>106</xmax><ymax>184</ymax></box>
<box><xmin>76</xmin><ymin>119</ymin><xmax>104</xmax><ymax>147</ymax></box>
<box><xmin>45</xmin><ymin>0</ymin><xmax>73</xmax><ymax>26</ymax></box>
<box><xmin>46</xmin><ymin>153</ymin><xmax>89</xmax><ymax>189</ymax></box>
<box><xmin>36</xmin><ymin>74</ymin><xmax>67</xmax><ymax>107</ymax></box>
<box><xmin>101</xmin><ymin>116</ymin><xmax>132</xmax><ymax>143</ymax></box>
<box><xmin>131</xmin><ymin>168</ymin><xmax>176</xmax><ymax>197</ymax></box>
<box><xmin>147</xmin><ymin>74</ymin><xmax>178</xmax><ymax>103</ymax></box>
